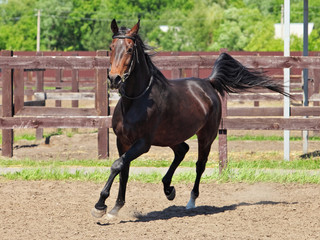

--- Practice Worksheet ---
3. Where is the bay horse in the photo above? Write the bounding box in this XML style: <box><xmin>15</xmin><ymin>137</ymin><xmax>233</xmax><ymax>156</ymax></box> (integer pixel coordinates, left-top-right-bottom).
<box><xmin>92</xmin><ymin>19</ymin><xmax>289</xmax><ymax>219</ymax></box>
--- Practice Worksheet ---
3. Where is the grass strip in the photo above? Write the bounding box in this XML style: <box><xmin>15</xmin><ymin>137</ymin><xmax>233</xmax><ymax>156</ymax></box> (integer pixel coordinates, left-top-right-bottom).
<box><xmin>1</xmin><ymin>157</ymin><xmax>319</xmax><ymax>170</ymax></box>
<box><xmin>3</xmin><ymin>132</ymin><xmax>320</xmax><ymax>145</ymax></box>
<box><xmin>1</xmin><ymin>167</ymin><xmax>319</xmax><ymax>184</ymax></box>
<box><xmin>0</xmin><ymin>158</ymin><xmax>202</xmax><ymax>168</ymax></box>
<box><xmin>2</xmin><ymin>168</ymin><xmax>111</xmax><ymax>182</ymax></box>
<box><xmin>228</xmin><ymin>158</ymin><xmax>320</xmax><ymax>170</ymax></box>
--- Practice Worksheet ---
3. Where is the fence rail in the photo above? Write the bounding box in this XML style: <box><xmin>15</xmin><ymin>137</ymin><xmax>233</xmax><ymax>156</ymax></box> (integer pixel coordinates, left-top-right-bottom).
<box><xmin>1</xmin><ymin>50</ymin><xmax>320</xmax><ymax>168</ymax></box>
<box><xmin>1</xmin><ymin>55</ymin><xmax>320</xmax><ymax>70</ymax></box>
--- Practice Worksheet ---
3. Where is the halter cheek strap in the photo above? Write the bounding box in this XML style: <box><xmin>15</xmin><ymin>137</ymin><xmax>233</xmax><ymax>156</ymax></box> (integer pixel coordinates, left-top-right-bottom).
<box><xmin>111</xmin><ymin>35</ymin><xmax>138</xmax><ymax>83</ymax></box>
<box><xmin>111</xmin><ymin>34</ymin><xmax>153</xmax><ymax>100</ymax></box>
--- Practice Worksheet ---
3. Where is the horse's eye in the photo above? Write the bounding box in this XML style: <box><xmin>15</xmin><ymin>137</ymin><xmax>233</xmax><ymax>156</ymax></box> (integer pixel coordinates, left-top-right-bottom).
<box><xmin>127</xmin><ymin>48</ymin><xmax>133</xmax><ymax>54</ymax></box>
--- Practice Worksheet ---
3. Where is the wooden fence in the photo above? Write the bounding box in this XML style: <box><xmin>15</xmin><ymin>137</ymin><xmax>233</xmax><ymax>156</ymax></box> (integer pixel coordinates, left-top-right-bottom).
<box><xmin>1</xmin><ymin>50</ymin><xmax>320</xmax><ymax>170</ymax></box>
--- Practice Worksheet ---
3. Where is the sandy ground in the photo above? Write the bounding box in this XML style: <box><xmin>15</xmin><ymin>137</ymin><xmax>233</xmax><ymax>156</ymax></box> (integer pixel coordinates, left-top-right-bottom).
<box><xmin>0</xmin><ymin>180</ymin><xmax>319</xmax><ymax>240</ymax></box>
<box><xmin>0</xmin><ymin>130</ymin><xmax>319</xmax><ymax>239</ymax></box>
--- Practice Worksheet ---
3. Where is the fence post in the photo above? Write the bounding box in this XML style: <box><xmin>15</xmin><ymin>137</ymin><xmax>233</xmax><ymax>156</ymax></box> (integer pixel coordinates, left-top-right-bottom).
<box><xmin>55</xmin><ymin>53</ymin><xmax>62</xmax><ymax>107</ymax></box>
<box><xmin>71</xmin><ymin>53</ymin><xmax>79</xmax><ymax>108</ymax></box>
<box><xmin>171</xmin><ymin>52</ymin><xmax>181</xmax><ymax>79</ymax></box>
<box><xmin>36</xmin><ymin>52</ymin><xmax>44</xmax><ymax>139</ymax></box>
<box><xmin>13</xmin><ymin>68</ymin><xmax>24</xmax><ymax>114</ymax></box>
<box><xmin>26</xmin><ymin>72</ymin><xmax>33</xmax><ymax>101</ymax></box>
<box><xmin>96</xmin><ymin>50</ymin><xmax>109</xmax><ymax>158</ymax></box>
<box><xmin>219</xmin><ymin>94</ymin><xmax>228</xmax><ymax>173</ymax></box>
<box><xmin>71</xmin><ymin>53</ymin><xmax>79</xmax><ymax>133</ymax></box>
<box><xmin>312</xmin><ymin>68</ymin><xmax>320</xmax><ymax>136</ymax></box>
<box><xmin>191</xmin><ymin>53</ymin><xmax>199</xmax><ymax>78</ymax></box>
<box><xmin>1</xmin><ymin>50</ymin><xmax>14</xmax><ymax>157</ymax></box>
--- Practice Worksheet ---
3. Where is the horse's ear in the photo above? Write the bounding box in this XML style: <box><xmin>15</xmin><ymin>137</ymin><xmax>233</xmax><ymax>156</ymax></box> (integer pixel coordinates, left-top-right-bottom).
<box><xmin>128</xmin><ymin>19</ymin><xmax>140</xmax><ymax>36</ymax></box>
<box><xmin>111</xmin><ymin>19</ymin><xmax>119</xmax><ymax>34</ymax></box>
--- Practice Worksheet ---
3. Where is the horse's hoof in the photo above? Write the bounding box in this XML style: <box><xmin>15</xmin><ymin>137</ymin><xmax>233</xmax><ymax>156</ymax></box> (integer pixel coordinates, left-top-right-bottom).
<box><xmin>166</xmin><ymin>186</ymin><xmax>176</xmax><ymax>201</ymax></box>
<box><xmin>91</xmin><ymin>207</ymin><xmax>107</xmax><ymax>218</ymax></box>
<box><xmin>105</xmin><ymin>212</ymin><xmax>117</xmax><ymax>221</ymax></box>
<box><xmin>186</xmin><ymin>198</ymin><xmax>196</xmax><ymax>209</ymax></box>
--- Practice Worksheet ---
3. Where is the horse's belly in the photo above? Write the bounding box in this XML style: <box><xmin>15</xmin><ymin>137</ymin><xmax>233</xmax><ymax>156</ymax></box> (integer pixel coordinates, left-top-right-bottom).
<box><xmin>151</xmin><ymin>121</ymin><xmax>202</xmax><ymax>147</ymax></box>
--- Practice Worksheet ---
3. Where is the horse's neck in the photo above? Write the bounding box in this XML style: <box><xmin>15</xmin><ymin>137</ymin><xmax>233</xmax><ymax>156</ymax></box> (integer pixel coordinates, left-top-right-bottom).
<box><xmin>124</xmin><ymin>65</ymin><xmax>150</xmax><ymax>95</ymax></box>
<box><xmin>120</xmin><ymin>59</ymin><xmax>151</xmax><ymax>115</ymax></box>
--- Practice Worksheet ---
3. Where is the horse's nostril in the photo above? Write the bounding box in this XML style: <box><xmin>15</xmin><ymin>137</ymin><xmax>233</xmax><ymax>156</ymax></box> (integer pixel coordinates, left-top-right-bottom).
<box><xmin>108</xmin><ymin>74</ymin><xmax>122</xmax><ymax>89</ymax></box>
<box><xmin>114</xmin><ymin>75</ymin><xmax>122</xmax><ymax>83</ymax></box>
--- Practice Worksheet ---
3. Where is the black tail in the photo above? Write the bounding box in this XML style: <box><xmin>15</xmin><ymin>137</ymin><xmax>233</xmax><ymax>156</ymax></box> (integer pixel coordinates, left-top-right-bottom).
<box><xmin>209</xmin><ymin>53</ymin><xmax>290</xmax><ymax>97</ymax></box>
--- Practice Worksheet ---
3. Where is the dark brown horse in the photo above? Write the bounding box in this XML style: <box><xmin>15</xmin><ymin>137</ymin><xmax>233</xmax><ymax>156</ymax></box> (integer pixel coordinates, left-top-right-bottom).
<box><xmin>92</xmin><ymin>19</ymin><xmax>289</xmax><ymax>219</ymax></box>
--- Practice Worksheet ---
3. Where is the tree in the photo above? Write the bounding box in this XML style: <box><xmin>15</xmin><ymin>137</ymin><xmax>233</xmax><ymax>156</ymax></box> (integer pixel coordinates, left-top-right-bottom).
<box><xmin>0</xmin><ymin>0</ymin><xmax>38</xmax><ymax>50</ymax></box>
<box><xmin>209</xmin><ymin>7</ymin><xmax>267</xmax><ymax>51</ymax></box>
<box><xmin>1</xmin><ymin>0</ymin><xmax>320</xmax><ymax>52</ymax></box>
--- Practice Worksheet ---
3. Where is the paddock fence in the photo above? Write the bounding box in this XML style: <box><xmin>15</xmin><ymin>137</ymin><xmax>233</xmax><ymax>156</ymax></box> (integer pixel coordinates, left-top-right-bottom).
<box><xmin>1</xmin><ymin>50</ymin><xmax>320</xmax><ymax>170</ymax></box>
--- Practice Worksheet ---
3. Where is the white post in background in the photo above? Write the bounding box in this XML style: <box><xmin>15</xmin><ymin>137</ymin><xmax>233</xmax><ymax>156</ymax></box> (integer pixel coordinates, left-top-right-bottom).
<box><xmin>283</xmin><ymin>0</ymin><xmax>291</xmax><ymax>161</ymax></box>
<box><xmin>37</xmin><ymin>9</ymin><xmax>41</xmax><ymax>52</ymax></box>
<box><xmin>303</xmin><ymin>0</ymin><xmax>309</xmax><ymax>154</ymax></box>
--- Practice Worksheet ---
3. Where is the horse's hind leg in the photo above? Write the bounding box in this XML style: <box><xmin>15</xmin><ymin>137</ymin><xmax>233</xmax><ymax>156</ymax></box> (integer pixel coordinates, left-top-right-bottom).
<box><xmin>186</xmin><ymin>135</ymin><xmax>214</xmax><ymax>209</ymax></box>
<box><xmin>162</xmin><ymin>142</ymin><xmax>189</xmax><ymax>200</ymax></box>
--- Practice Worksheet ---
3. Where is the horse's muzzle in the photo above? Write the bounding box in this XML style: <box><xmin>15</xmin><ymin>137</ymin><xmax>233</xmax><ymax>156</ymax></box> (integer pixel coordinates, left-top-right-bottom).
<box><xmin>108</xmin><ymin>74</ymin><xmax>122</xmax><ymax>89</ymax></box>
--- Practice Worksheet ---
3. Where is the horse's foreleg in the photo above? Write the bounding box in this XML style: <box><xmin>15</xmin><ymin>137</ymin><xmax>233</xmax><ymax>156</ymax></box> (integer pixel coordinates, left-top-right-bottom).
<box><xmin>92</xmin><ymin>157</ymin><xmax>125</xmax><ymax>218</ymax></box>
<box><xmin>92</xmin><ymin>138</ymin><xmax>150</xmax><ymax>218</ymax></box>
<box><xmin>162</xmin><ymin>142</ymin><xmax>189</xmax><ymax>201</ymax></box>
<box><xmin>107</xmin><ymin>139</ymin><xmax>131</xmax><ymax>217</ymax></box>
<box><xmin>108</xmin><ymin>163</ymin><xmax>130</xmax><ymax>217</ymax></box>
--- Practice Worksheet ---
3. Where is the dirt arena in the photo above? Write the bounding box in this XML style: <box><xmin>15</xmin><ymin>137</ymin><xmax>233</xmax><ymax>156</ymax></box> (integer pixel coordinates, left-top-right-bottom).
<box><xmin>0</xmin><ymin>131</ymin><xmax>320</xmax><ymax>239</ymax></box>
<box><xmin>0</xmin><ymin>180</ymin><xmax>319</xmax><ymax>240</ymax></box>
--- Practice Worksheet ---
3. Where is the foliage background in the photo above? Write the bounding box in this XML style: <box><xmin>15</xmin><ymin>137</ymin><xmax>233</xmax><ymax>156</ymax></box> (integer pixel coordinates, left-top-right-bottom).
<box><xmin>0</xmin><ymin>0</ymin><xmax>320</xmax><ymax>51</ymax></box>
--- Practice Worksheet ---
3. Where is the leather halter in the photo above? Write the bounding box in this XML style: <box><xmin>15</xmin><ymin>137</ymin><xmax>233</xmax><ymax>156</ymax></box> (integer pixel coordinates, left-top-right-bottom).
<box><xmin>112</xmin><ymin>35</ymin><xmax>138</xmax><ymax>83</ymax></box>
<box><xmin>111</xmin><ymin>35</ymin><xmax>153</xmax><ymax>100</ymax></box>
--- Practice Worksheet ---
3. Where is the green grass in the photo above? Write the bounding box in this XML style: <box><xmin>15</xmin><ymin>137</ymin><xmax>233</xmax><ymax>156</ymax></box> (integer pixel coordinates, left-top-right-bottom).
<box><xmin>2</xmin><ymin>168</ymin><xmax>110</xmax><ymax>182</ymax></box>
<box><xmin>0</xmin><ymin>158</ymin><xmax>203</xmax><ymax>168</ymax></box>
<box><xmin>1</xmin><ymin>157</ymin><xmax>319</xmax><ymax>170</ymax></box>
<box><xmin>1</xmin><ymin>157</ymin><xmax>319</xmax><ymax>184</ymax></box>
<box><xmin>216</xmin><ymin>167</ymin><xmax>320</xmax><ymax>184</ymax></box>
<box><xmin>1</xmin><ymin>131</ymin><xmax>320</xmax><ymax>183</ymax></box>
<box><xmin>0</xmin><ymin>129</ymin><xmax>79</xmax><ymax>144</ymax></box>
<box><xmin>228</xmin><ymin>158</ymin><xmax>320</xmax><ymax>170</ymax></box>
<box><xmin>2</xmin><ymin>166</ymin><xmax>319</xmax><ymax>184</ymax></box>
<box><xmin>0</xmin><ymin>133</ymin><xmax>36</xmax><ymax>144</ymax></box>
<box><xmin>2</xmin><ymin>132</ymin><xmax>320</xmax><ymax>145</ymax></box>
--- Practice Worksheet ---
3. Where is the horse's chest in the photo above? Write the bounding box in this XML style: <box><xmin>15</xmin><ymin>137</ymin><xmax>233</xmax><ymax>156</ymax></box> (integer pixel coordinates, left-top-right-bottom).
<box><xmin>113</xmin><ymin>108</ymin><xmax>149</xmax><ymax>143</ymax></box>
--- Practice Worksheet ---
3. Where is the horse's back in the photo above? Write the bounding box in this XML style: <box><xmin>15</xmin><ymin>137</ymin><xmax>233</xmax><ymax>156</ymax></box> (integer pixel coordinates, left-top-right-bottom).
<box><xmin>151</xmin><ymin>77</ymin><xmax>222</xmax><ymax>146</ymax></box>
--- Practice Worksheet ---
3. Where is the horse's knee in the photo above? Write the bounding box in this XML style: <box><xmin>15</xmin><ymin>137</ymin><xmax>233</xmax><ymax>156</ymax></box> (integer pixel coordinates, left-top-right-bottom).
<box><xmin>110</xmin><ymin>158</ymin><xmax>124</xmax><ymax>173</ymax></box>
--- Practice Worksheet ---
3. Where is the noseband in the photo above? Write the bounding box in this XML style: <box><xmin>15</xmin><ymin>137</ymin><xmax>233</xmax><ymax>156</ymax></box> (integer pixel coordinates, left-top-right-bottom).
<box><xmin>111</xmin><ymin>34</ymin><xmax>153</xmax><ymax>100</ymax></box>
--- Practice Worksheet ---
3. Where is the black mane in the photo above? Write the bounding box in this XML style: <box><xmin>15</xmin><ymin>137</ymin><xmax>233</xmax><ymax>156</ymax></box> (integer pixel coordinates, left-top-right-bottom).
<box><xmin>135</xmin><ymin>34</ymin><xmax>170</xmax><ymax>86</ymax></box>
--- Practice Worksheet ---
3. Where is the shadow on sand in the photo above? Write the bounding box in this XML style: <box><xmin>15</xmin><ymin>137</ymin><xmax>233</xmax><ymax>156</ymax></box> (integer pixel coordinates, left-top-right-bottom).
<box><xmin>97</xmin><ymin>200</ymin><xmax>297</xmax><ymax>225</ymax></box>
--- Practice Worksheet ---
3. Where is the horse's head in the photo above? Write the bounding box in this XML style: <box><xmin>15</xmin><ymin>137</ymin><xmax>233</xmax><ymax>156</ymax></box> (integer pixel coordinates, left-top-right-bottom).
<box><xmin>108</xmin><ymin>19</ymin><xmax>140</xmax><ymax>89</ymax></box>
